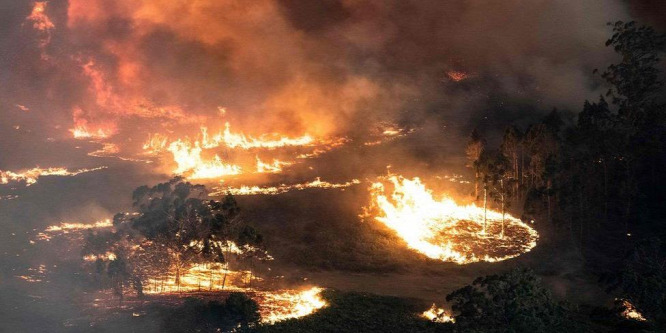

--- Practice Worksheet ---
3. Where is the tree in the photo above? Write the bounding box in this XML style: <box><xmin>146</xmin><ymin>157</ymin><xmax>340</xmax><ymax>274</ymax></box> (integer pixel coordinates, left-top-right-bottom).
<box><xmin>107</xmin><ymin>256</ymin><xmax>129</xmax><ymax>304</ymax></box>
<box><xmin>600</xmin><ymin>21</ymin><xmax>665</xmax><ymax>126</ymax></box>
<box><xmin>603</xmin><ymin>238</ymin><xmax>666</xmax><ymax>326</ymax></box>
<box><xmin>81</xmin><ymin>178</ymin><xmax>267</xmax><ymax>299</ymax></box>
<box><xmin>160</xmin><ymin>293</ymin><xmax>260</xmax><ymax>332</ymax></box>
<box><xmin>446</xmin><ymin>267</ymin><xmax>585</xmax><ymax>332</ymax></box>
<box><xmin>466</xmin><ymin>128</ymin><xmax>486</xmax><ymax>200</ymax></box>
<box><xmin>500</xmin><ymin>125</ymin><xmax>523</xmax><ymax>197</ymax></box>
<box><xmin>477</xmin><ymin>149</ymin><xmax>510</xmax><ymax>236</ymax></box>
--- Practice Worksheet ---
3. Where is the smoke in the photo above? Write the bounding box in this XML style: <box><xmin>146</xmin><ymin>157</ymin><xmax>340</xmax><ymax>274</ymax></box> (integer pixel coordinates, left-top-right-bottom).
<box><xmin>1</xmin><ymin>2</ymin><xmax>658</xmax><ymax>330</ymax></box>
<box><xmin>0</xmin><ymin>0</ymin><xmax>635</xmax><ymax>149</ymax></box>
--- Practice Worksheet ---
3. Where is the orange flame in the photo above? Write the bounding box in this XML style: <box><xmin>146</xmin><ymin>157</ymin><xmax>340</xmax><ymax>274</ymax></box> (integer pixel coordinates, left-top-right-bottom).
<box><xmin>258</xmin><ymin>287</ymin><xmax>327</xmax><ymax>324</ymax></box>
<box><xmin>0</xmin><ymin>166</ymin><xmax>107</xmax><ymax>186</ymax></box>
<box><xmin>211</xmin><ymin>178</ymin><xmax>361</xmax><ymax>196</ymax></box>
<box><xmin>618</xmin><ymin>299</ymin><xmax>647</xmax><ymax>321</ymax></box>
<box><xmin>167</xmin><ymin>139</ymin><xmax>241</xmax><ymax>179</ymax></box>
<box><xmin>366</xmin><ymin>176</ymin><xmax>538</xmax><ymax>264</ymax></box>
<box><xmin>446</xmin><ymin>71</ymin><xmax>468</xmax><ymax>82</ymax></box>
<box><xmin>256</xmin><ymin>156</ymin><xmax>293</xmax><ymax>174</ymax></box>
<box><xmin>26</xmin><ymin>1</ymin><xmax>54</xmax><ymax>59</ymax></box>
<box><xmin>421</xmin><ymin>304</ymin><xmax>455</xmax><ymax>323</ymax></box>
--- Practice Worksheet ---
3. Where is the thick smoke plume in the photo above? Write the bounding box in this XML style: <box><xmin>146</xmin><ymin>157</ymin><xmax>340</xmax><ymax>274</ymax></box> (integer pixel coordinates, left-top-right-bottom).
<box><xmin>1</xmin><ymin>0</ymin><xmax>636</xmax><ymax>153</ymax></box>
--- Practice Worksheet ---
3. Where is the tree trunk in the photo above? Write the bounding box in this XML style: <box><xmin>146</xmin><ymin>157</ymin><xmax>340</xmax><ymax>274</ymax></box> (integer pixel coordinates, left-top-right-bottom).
<box><xmin>501</xmin><ymin>193</ymin><xmax>505</xmax><ymax>239</ymax></box>
<box><xmin>474</xmin><ymin>171</ymin><xmax>479</xmax><ymax>200</ymax></box>
<box><xmin>483</xmin><ymin>186</ymin><xmax>487</xmax><ymax>234</ymax></box>
<box><xmin>603</xmin><ymin>160</ymin><xmax>608</xmax><ymax>224</ymax></box>
<box><xmin>209</xmin><ymin>264</ymin><xmax>214</xmax><ymax>291</ymax></box>
<box><xmin>175</xmin><ymin>265</ymin><xmax>181</xmax><ymax>293</ymax></box>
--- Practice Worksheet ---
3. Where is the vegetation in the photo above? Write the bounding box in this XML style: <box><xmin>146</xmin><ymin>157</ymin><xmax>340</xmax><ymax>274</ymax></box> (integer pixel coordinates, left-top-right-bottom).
<box><xmin>160</xmin><ymin>293</ymin><xmax>260</xmax><ymax>332</ymax></box>
<box><xmin>447</xmin><ymin>268</ymin><xmax>586</xmax><ymax>332</ymax></box>
<box><xmin>258</xmin><ymin>290</ymin><xmax>446</xmax><ymax>333</ymax></box>
<box><xmin>465</xmin><ymin>21</ymin><xmax>666</xmax><ymax>331</ymax></box>
<box><xmin>81</xmin><ymin>177</ymin><xmax>266</xmax><ymax>299</ymax></box>
<box><xmin>74</xmin><ymin>20</ymin><xmax>666</xmax><ymax>333</ymax></box>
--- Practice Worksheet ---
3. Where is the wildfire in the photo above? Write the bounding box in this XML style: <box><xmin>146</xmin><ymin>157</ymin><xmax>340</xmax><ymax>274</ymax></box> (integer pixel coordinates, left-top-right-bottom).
<box><xmin>143</xmin><ymin>270</ymin><xmax>327</xmax><ymax>324</ymax></box>
<box><xmin>0</xmin><ymin>166</ymin><xmax>107</xmax><ymax>186</ymax></box>
<box><xmin>70</xmin><ymin>126</ymin><xmax>111</xmax><ymax>139</ymax></box>
<box><xmin>70</xmin><ymin>116</ymin><xmax>116</xmax><ymax>140</ymax></box>
<box><xmin>421</xmin><ymin>304</ymin><xmax>455</xmax><ymax>323</ymax></box>
<box><xmin>37</xmin><ymin>219</ymin><xmax>113</xmax><ymax>241</ymax></box>
<box><xmin>256</xmin><ymin>156</ymin><xmax>293</xmax><ymax>174</ymax></box>
<box><xmin>618</xmin><ymin>299</ymin><xmax>647</xmax><ymax>321</ymax></box>
<box><xmin>201</xmin><ymin>123</ymin><xmax>315</xmax><ymax>150</ymax></box>
<box><xmin>366</xmin><ymin>176</ymin><xmax>538</xmax><ymax>264</ymax></box>
<box><xmin>167</xmin><ymin>139</ymin><xmax>241</xmax><ymax>179</ymax></box>
<box><xmin>142</xmin><ymin>133</ymin><xmax>169</xmax><ymax>154</ymax></box>
<box><xmin>27</xmin><ymin>2</ymin><xmax>54</xmax><ymax>35</ymax></box>
<box><xmin>296</xmin><ymin>137</ymin><xmax>350</xmax><ymax>159</ymax></box>
<box><xmin>83</xmin><ymin>251</ymin><xmax>117</xmax><ymax>262</ymax></box>
<box><xmin>142</xmin><ymin>121</ymin><xmax>350</xmax><ymax>180</ymax></box>
<box><xmin>210</xmin><ymin>178</ymin><xmax>361</xmax><ymax>196</ymax></box>
<box><xmin>25</xmin><ymin>1</ymin><xmax>54</xmax><ymax>59</ymax></box>
<box><xmin>257</xmin><ymin>287</ymin><xmax>327</xmax><ymax>324</ymax></box>
<box><xmin>88</xmin><ymin>143</ymin><xmax>120</xmax><ymax>156</ymax></box>
<box><xmin>45</xmin><ymin>219</ymin><xmax>113</xmax><ymax>232</ymax></box>
<box><xmin>143</xmin><ymin>263</ymin><xmax>253</xmax><ymax>294</ymax></box>
<box><xmin>88</xmin><ymin>143</ymin><xmax>152</xmax><ymax>163</ymax></box>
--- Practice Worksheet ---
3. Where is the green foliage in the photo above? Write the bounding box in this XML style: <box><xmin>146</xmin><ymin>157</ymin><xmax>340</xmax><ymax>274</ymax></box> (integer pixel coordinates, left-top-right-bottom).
<box><xmin>446</xmin><ymin>268</ymin><xmax>585</xmax><ymax>333</ymax></box>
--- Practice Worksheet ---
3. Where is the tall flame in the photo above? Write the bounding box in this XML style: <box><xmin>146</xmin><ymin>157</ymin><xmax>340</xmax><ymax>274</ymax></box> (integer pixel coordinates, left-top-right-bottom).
<box><xmin>26</xmin><ymin>1</ymin><xmax>54</xmax><ymax>59</ymax></box>
<box><xmin>167</xmin><ymin>140</ymin><xmax>241</xmax><ymax>179</ymax></box>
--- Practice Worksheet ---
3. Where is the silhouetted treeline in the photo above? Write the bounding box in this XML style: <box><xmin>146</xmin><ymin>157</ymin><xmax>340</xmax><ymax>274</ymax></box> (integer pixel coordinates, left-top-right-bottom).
<box><xmin>467</xmin><ymin>21</ymin><xmax>666</xmax><ymax>328</ymax></box>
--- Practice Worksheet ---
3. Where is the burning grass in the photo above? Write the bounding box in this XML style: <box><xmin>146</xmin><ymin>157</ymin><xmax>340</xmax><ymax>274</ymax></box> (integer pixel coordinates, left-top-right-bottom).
<box><xmin>365</xmin><ymin>175</ymin><xmax>538</xmax><ymax>264</ymax></box>
<box><xmin>210</xmin><ymin>178</ymin><xmax>361</xmax><ymax>196</ymax></box>
<box><xmin>0</xmin><ymin>166</ymin><xmax>107</xmax><ymax>186</ymax></box>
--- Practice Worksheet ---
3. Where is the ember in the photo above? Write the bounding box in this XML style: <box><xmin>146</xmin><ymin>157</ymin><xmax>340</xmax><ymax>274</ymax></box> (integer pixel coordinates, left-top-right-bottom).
<box><xmin>421</xmin><ymin>304</ymin><xmax>455</xmax><ymax>323</ymax></box>
<box><xmin>618</xmin><ymin>299</ymin><xmax>647</xmax><ymax>322</ymax></box>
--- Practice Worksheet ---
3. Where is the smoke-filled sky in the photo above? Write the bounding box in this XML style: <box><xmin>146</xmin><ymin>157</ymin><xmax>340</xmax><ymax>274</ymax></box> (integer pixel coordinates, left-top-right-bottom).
<box><xmin>0</xmin><ymin>0</ymin><xmax>663</xmax><ymax>200</ymax></box>
<box><xmin>2</xmin><ymin>0</ymin><xmax>652</xmax><ymax>151</ymax></box>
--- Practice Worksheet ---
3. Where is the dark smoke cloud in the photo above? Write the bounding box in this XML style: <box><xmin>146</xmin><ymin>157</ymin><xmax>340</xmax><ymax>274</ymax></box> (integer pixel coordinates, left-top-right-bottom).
<box><xmin>0</xmin><ymin>0</ymin><xmax>636</xmax><ymax>149</ymax></box>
